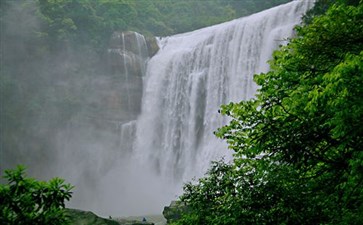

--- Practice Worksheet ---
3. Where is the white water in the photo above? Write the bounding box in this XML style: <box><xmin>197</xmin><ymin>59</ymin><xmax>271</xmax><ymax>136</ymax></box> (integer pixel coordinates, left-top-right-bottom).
<box><xmin>67</xmin><ymin>1</ymin><xmax>314</xmax><ymax>216</ymax></box>
<box><xmin>134</xmin><ymin>1</ymin><xmax>314</xmax><ymax>183</ymax></box>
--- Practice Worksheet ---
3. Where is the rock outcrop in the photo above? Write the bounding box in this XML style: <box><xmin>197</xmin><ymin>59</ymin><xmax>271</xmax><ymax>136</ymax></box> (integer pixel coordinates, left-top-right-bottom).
<box><xmin>66</xmin><ymin>209</ymin><xmax>119</xmax><ymax>225</ymax></box>
<box><xmin>145</xmin><ymin>36</ymin><xmax>159</xmax><ymax>58</ymax></box>
<box><xmin>162</xmin><ymin>201</ymin><xmax>188</xmax><ymax>224</ymax></box>
<box><xmin>66</xmin><ymin>209</ymin><xmax>155</xmax><ymax>225</ymax></box>
<box><xmin>116</xmin><ymin>218</ymin><xmax>155</xmax><ymax>225</ymax></box>
<box><xmin>105</xmin><ymin>31</ymin><xmax>153</xmax><ymax>122</ymax></box>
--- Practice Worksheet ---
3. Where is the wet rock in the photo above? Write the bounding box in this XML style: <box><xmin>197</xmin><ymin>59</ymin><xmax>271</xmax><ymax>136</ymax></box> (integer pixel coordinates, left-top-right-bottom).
<box><xmin>106</xmin><ymin>31</ymin><xmax>151</xmax><ymax>121</ymax></box>
<box><xmin>66</xmin><ymin>208</ymin><xmax>119</xmax><ymax>225</ymax></box>
<box><xmin>162</xmin><ymin>201</ymin><xmax>188</xmax><ymax>224</ymax></box>
<box><xmin>145</xmin><ymin>36</ymin><xmax>159</xmax><ymax>57</ymax></box>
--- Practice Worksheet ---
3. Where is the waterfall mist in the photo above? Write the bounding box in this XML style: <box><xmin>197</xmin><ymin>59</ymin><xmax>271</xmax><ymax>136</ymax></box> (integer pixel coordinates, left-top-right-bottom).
<box><xmin>1</xmin><ymin>0</ymin><xmax>314</xmax><ymax>217</ymax></box>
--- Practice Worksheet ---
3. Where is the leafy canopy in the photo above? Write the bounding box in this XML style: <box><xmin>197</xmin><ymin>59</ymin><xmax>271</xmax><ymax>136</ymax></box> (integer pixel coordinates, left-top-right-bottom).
<box><xmin>174</xmin><ymin>1</ymin><xmax>363</xmax><ymax>225</ymax></box>
<box><xmin>0</xmin><ymin>166</ymin><xmax>73</xmax><ymax>225</ymax></box>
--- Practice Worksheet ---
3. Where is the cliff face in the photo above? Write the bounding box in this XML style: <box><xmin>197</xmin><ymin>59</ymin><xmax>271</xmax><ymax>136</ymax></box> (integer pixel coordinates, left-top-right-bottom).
<box><xmin>82</xmin><ymin>31</ymin><xmax>159</xmax><ymax>125</ymax></box>
<box><xmin>108</xmin><ymin>31</ymin><xmax>148</xmax><ymax>78</ymax></box>
<box><xmin>103</xmin><ymin>31</ymin><xmax>158</xmax><ymax>122</ymax></box>
<box><xmin>53</xmin><ymin>32</ymin><xmax>159</xmax><ymax>203</ymax></box>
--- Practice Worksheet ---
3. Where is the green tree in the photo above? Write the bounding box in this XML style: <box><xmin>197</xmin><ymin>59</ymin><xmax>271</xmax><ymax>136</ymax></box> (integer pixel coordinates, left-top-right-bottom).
<box><xmin>303</xmin><ymin>0</ymin><xmax>361</xmax><ymax>24</ymax></box>
<box><xmin>0</xmin><ymin>166</ymin><xmax>73</xmax><ymax>225</ymax></box>
<box><xmin>175</xmin><ymin>1</ymin><xmax>363</xmax><ymax>224</ymax></box>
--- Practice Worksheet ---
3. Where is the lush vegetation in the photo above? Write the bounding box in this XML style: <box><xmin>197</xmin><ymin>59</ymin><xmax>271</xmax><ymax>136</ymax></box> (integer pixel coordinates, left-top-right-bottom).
<box><xmin>1</xmin><ymin>0</ymin><xmax>292</xmax><ymax>52</ymax></box>
<box><xmin>0</xmin><ymin>166</ymin><xmax>73</xmax><ymax>225</ymax></box>
<box><xmin>173</xmin><ymin>1</ymin><xmax>363</xmax><ymax>224</ymax></box>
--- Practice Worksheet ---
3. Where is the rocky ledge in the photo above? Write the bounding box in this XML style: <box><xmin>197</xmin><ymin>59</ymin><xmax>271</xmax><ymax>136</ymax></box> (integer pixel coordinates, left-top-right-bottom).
<box><xmin>66</xmin><ymin>209</ymin><xmax>155</xmax><ymax>225</ymax></box>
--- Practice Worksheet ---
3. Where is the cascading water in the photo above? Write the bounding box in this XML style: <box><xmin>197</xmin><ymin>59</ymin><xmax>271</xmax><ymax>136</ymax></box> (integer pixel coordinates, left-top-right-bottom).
<box><xmin>121</xmin><ymin>33</ymin><xmax>132</xmax><ymax>111</ymax></box>
<box><xmin>134</xmin><ymin>32</ymin><xmax>149</xmax><ymax>76</ymax></box>
<box><xmin>66</xmin><ymin>1</ymin><xmax>314</xmax><ymax>216</ymax></box>
<box><xmin>134</xmin><ymin>1</ymin><xmax>314</xmax><ymax>184</ymax></box>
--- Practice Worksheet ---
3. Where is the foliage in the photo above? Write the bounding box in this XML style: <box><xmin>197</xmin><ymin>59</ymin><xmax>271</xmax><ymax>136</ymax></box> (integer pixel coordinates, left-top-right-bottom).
<box><xmin>0</xmin><ymin>165</ymin><xmax>73</xmax><ymax>225</ymax></box>
<box><xmin>303</xmin><ymin>0</ymin><xmax>361</xmax><ymax>24</ymax></box>
<box><xmin>175</xmin><ymin>1</ymin><xmax>363</xmax><ymax>225</ymax></box>
<box><xmin>32</xmin><ymin>0</ymin><xmax>292</xmax><ymax>51</ymax></box>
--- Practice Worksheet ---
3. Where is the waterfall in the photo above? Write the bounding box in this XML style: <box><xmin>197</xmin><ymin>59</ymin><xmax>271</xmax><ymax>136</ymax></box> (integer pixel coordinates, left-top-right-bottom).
<box><xmin>134</xmin><ymin>1</ymin><xmax>314</xmax><ymax>183</ymax></box>
<box><xmin>121</xmin><ymin>33</ymin><xmax>132</xmax><ymax>111</ymax></box>
<box><xmin>134</xmin><ymin>32</ymin><xmax>149</xmax><ymax>76</ymax></box>
<box><xmin>65</xmin><ymin>1</ymin><xmax>314</xmax><ymax>216</ymax></box>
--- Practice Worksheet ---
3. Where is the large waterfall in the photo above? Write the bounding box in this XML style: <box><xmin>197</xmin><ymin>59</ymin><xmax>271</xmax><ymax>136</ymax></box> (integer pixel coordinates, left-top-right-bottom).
<box><xmin>66</xmin><ymin>0</ymin><xmax>314</xmax><ymax>216</ymax></box>
<box><xmin>134</xmin><ymin>1</ymin><xmax>314</xmax><ymax>183</ymax></box>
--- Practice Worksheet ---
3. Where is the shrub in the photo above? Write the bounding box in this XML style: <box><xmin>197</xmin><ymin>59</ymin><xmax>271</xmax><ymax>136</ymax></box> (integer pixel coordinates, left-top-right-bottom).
<box><xmin>0</xmin><ymin>165</ymin><xmax>73</xmax><ymax>225</ymax></box>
